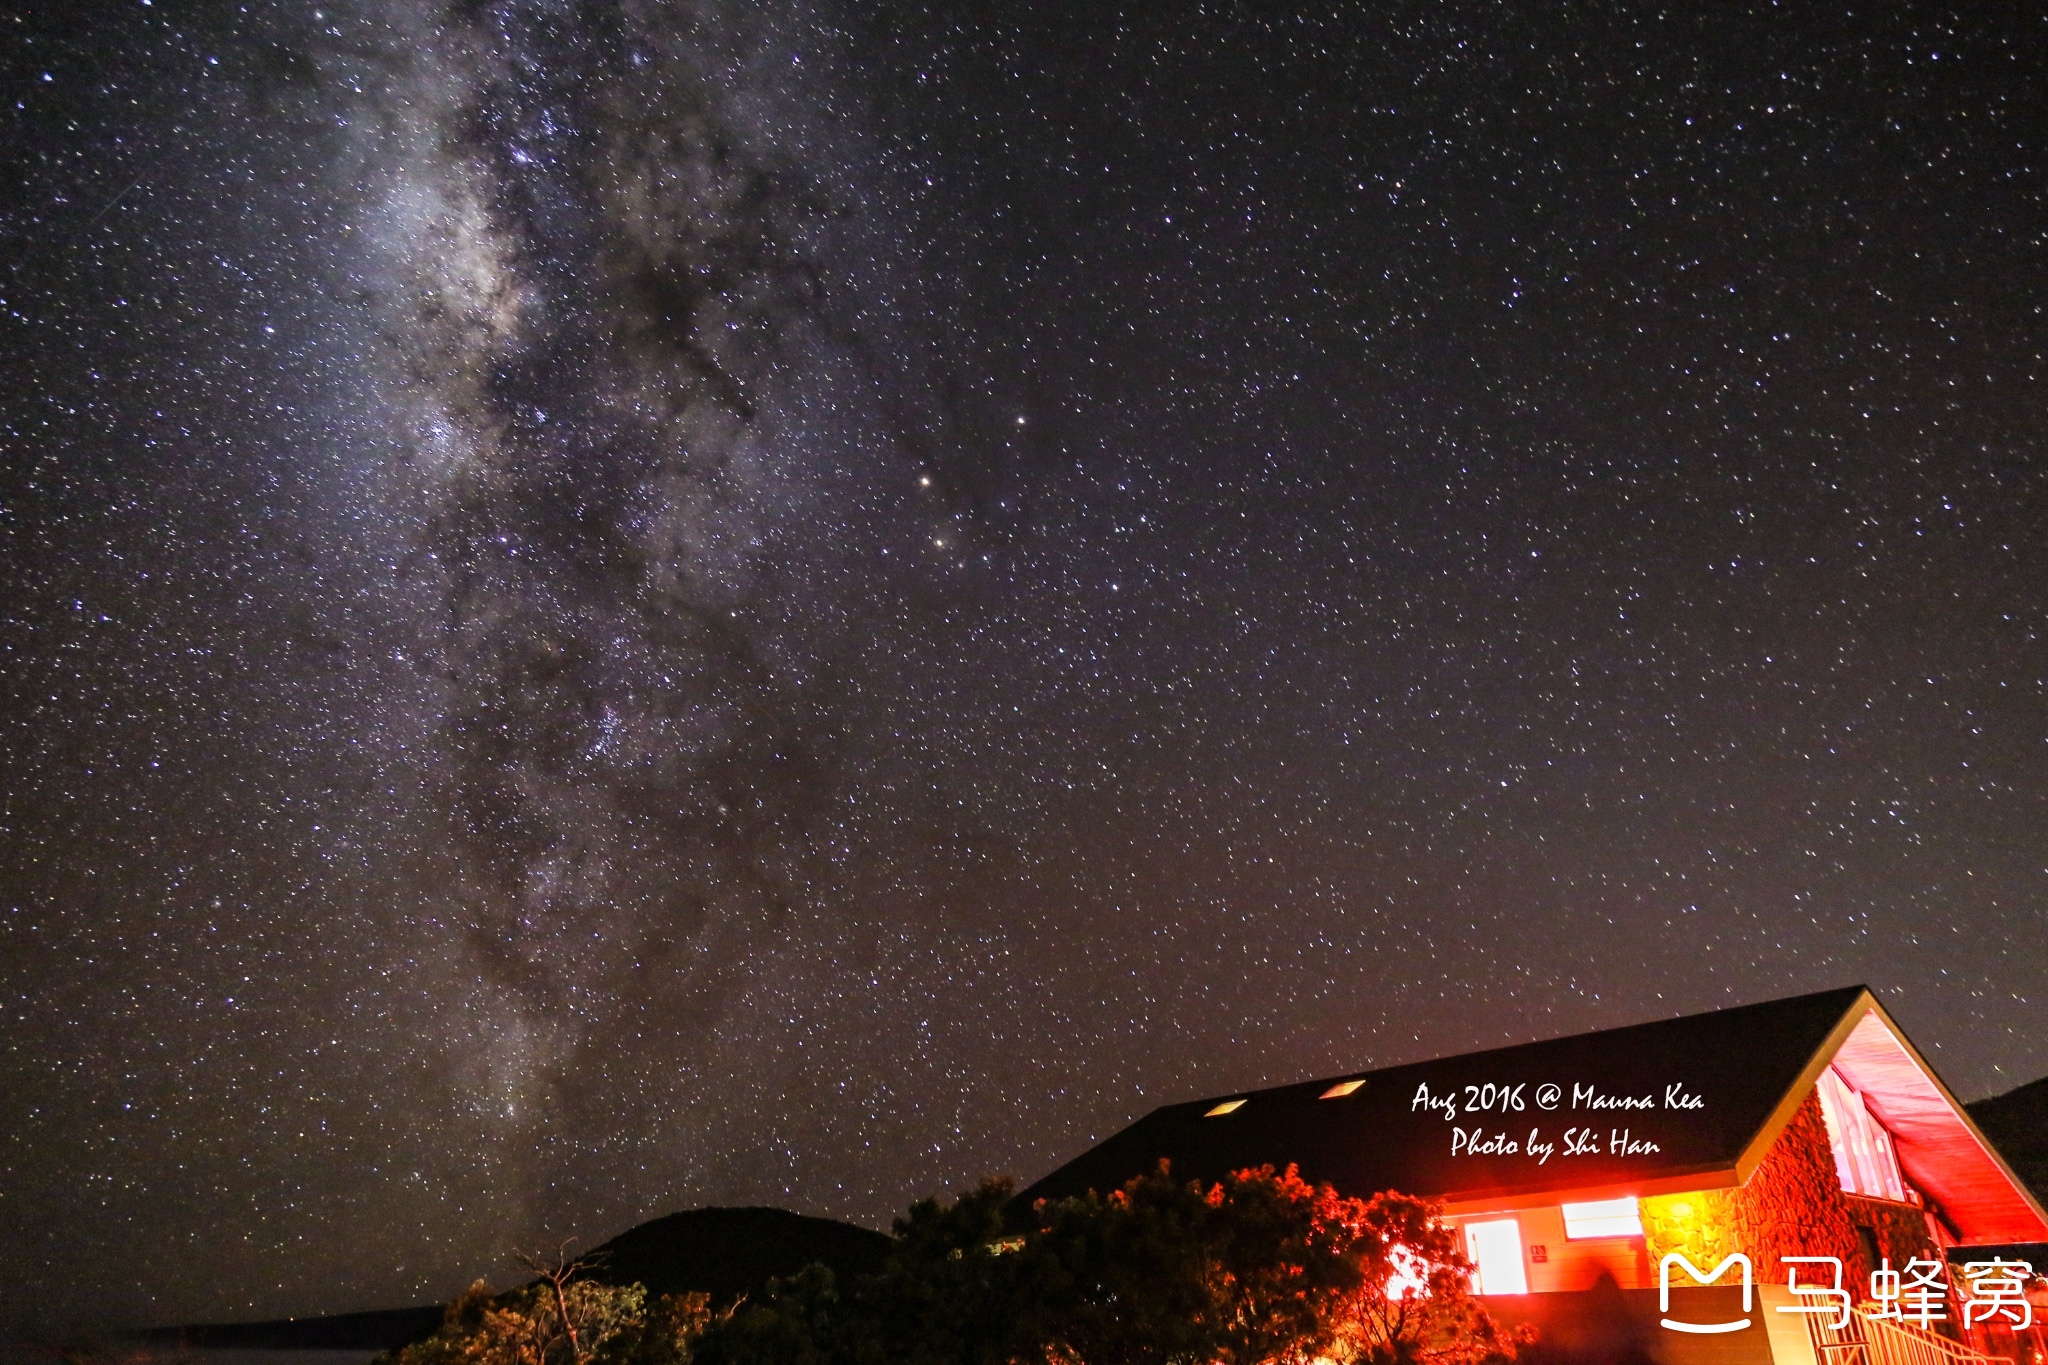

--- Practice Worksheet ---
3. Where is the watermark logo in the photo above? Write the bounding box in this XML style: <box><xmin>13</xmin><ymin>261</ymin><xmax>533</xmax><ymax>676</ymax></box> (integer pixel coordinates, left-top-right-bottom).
<box><xmin>1778</xmin><ymin>1256</ymin><xmax>1852</xmax><ymax>1331</ymax></box>
<box><xmin>1871</xmin><ymin>1256</ymin><xmax>1952</xmax><ymax>1328</ymax></box>
<box><xmin>1960</xmin><ymin>1260</ymin><xmax>2035</xmax><ymax>1330</ymax></box>
<box><xmin>1740</xmin><ymin>1252</ymin><xmax>2037</xmax><ymax>1336</ymax></box>
<box><xmin>1659</xmin><ymin>1252</ymin><xmax>1753</xmax><ymax>1334</ymax></box>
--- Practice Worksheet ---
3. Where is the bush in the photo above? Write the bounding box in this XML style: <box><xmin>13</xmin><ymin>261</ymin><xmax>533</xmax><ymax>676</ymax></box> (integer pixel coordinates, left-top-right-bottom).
<box><xmin>689</xmin><ymin>1163</ymin><xmax>1525</xmax><ymax>1365</ymax></box>
<box><xmin>386</xmin><ymin>1170</ymin><xmax>1521</xmax><ymax>1365</ymax></box>
<box><xmin>377</xmin><ymin>1277</ymin><xmax>710</xmax><ymax>1365</ymax></box>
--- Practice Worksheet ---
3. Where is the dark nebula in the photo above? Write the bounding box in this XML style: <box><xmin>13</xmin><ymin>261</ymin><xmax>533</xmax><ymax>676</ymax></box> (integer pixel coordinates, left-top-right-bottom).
<box><xmin>3</xmin><ymin>0</ymin><xmax>2044</xmax><ymax>1334</ymax></box>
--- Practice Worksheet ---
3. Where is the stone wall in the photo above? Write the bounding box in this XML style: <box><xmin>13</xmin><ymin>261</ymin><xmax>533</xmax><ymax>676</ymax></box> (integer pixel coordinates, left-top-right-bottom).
<box><xmin>1853</xmin><ymin>1195</ymin><xmax>1942</xmax><ymax>1281</ymax></box>
<box><xmin>1644</xmin><ymin>1092</ymin><xmax>1883</xmax><ymax>1287</ymax></box>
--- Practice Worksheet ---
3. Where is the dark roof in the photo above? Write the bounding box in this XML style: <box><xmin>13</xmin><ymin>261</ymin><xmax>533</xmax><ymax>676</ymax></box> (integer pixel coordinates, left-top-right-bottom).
<box><xmin>1018</xmin><ymin>986</ymin><xmax>1870</xmax><ymax>1210</ymax></box>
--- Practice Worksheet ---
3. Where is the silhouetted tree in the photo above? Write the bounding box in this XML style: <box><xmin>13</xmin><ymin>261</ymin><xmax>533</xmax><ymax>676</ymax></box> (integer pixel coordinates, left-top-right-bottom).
<box><xmin>374</xmin><ymin>1252</ymin><xmax>710</xmax><ymax>1365</ymax></box>
<box><xmin>380</xmin><ymin>1169</ymin><xmax>1517</xmax><ymax>1365</ymax></box>
<box><xmin>688</xmin><ymin>1163</ymin><xmax>1523</xmax><ymax>1365</ymax></box>
<box><xmin>690</xmin><ymin>1263</ymin><xmax>843</xmax><ymax>1365</ymax></box>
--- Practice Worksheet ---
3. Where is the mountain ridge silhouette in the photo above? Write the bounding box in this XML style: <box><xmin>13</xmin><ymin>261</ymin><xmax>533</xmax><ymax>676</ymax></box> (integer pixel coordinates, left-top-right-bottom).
<box><xmin>139</xmin><ymin>1206</ymin><xmax>891</xmax><ymax>1351</ymax></box>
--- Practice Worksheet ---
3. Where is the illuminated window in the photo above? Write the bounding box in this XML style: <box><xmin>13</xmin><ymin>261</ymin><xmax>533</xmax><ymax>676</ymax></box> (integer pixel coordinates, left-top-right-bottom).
<box><xmin>1320</xmin><ymin>1079</ymin><xmax>1366</xmax><ymax>1099</ymax></box>
<box><xmin>1561</xmin><ymin>1196</ymin><xmax>1644</xmax><ymax>1239</ymax></box>
<box><xmin>1814</xmin><ymin>1067</ymin><xmax>1907</xmax><ymax>1201</ymax></box>
<box><xmin>1205</xmin><ymin>1098</ymin><xmax>1247</xmax><ymax>1116</ymax></box>
<box><xmin>1465</xmin><ymin>1218</ymin><xmax>1529</xmax><ymax>1295</ymax></box>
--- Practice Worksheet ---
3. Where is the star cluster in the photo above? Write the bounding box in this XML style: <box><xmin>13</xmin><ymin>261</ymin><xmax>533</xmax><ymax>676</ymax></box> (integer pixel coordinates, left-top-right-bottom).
<box><xmin>2</xmin><ymin>0</ymin><xmax>2044</xmax><ymax>1334</ymax></box>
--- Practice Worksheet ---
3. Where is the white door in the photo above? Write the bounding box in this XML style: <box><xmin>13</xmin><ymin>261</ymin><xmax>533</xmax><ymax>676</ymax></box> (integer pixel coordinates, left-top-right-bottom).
<box><xmin>1465</xmin><ymin>1217</ymin><xmax>1529</xmax><ymax>1295</ymax></box>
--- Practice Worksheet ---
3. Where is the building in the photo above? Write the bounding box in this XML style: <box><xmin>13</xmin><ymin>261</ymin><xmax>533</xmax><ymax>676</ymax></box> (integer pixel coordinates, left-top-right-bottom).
<box><xmin>1019</xmin><ymin>986</ymin><xmax>2048</xmax><ymax>1365</ymax></box>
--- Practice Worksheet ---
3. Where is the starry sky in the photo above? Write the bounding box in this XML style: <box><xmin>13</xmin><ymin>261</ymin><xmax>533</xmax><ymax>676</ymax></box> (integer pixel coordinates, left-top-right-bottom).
<box><xmin>3</xmin><ymin>0</ymin><xmax>2045</xmax><ymax>1335</ymax></box>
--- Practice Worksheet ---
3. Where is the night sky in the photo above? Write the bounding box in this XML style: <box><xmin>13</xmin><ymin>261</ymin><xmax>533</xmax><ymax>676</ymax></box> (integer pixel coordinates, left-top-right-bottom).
<box><xmin>4</xmin><ymin>0</ymin><xmax>2045</xmax><ymax>1335</ymax></box>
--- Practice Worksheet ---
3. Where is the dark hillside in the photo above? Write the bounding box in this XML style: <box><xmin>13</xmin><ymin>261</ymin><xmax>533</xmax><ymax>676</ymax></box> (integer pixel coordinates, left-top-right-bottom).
<box><xmin>140</xmin><ymin>1206</ymin><xmax>890</xmax><ymax>1351</ymax></box>
<box><xmin>1967</xmin><ymin>1077</ymin><xmax>2048</xmax><ymax>1207</ymax></box>
<box><xmin>137</xmin><ymin>1305</ymin><xmax>445</xmax><ymax>1352</ymax></box>
<box><xmin>580</xmin><ymin>1205</ymin><xmax>891</xmax><ymax>1304</ymax></box>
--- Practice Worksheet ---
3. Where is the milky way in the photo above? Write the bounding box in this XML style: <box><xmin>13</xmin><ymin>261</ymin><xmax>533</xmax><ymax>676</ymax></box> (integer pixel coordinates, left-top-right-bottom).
<box><xmin>4</xmin><ymin>0</ymin><xmax>2046</xmax><ymax>1333</ymax></box>
<box><xmin>345</xmin><ymin>0</ymin><xmax>930</xmax><ymax>1122</ymax></box>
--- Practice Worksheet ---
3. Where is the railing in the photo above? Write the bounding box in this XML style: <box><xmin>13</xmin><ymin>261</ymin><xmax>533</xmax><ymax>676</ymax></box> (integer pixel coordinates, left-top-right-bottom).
<box><xmin>1863</xmin><ymin>1311</ymin><xmax>2011</xmax><ymax>1365</ymax></box>
<box><xmin>1808</xmin><ymin>1303</ymin><xmax>1868</xmax><ymax>1365</ymax></box>
<box><xmin>1805</xmin><ymin>1305</ymin><xmax>2013</xmax><ymax>1365</ymax></box>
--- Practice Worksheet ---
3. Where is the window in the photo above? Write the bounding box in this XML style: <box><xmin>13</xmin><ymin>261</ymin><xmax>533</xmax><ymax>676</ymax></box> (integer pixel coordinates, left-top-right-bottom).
<box><xmin>1465</xmin><ymin>1218</ymin><xmax>1529</xmax><ymax>1295</ymax></box>
<box><xmin>1205</xmin><ymin>1098</ymin><xmax>1247</xmax><ymax>1116</ymax></box>
<box><xmin>1320</xmin><ymin>1079</ymin><xmax>1366</xmax><ymax>1099</ymax></box>
<box><xmin>1562</xmin><ymin>1196</ymin><xmax>1645</xmax><ymax>1239</ymax></box>
<box><xmin>1814</xmin><ymin>1067</ymin><xmax>1907</xmax><ymax>1202</ymax></box>
<box><xmin>1854</xmin><ymin>1225</ymin><xmax>1882</xmax><ymax>1273</ymax></box>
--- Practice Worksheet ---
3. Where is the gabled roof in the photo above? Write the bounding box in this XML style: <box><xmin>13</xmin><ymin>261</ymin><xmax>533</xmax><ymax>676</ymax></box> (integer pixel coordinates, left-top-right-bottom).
<box><xmin>1018</xmin><ymin>986</ymin><xmax>2048</xmax><ymax>1245</ymax></box>
<box><xmin>1830</xmin><ymin>1006</ymin><xmax>2047</xmax><ymax>1244</ymax></box>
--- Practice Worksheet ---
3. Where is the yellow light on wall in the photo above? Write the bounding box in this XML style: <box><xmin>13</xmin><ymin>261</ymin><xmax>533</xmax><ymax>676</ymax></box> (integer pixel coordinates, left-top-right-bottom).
<box><xmin>1320</xmin><ymin>1079</ymin><xmax>1366</xmax><ymax>1099</ymax></box>
<box><xmin>1205</xmin><ymin>1098</ymin><xmax>1247</xmax><ymax>1116</ymax></box>
<box><xmin>1562</xmin><ymin>1196</ymin><xmax>1645</xmax><ymax>1239</ymax></box>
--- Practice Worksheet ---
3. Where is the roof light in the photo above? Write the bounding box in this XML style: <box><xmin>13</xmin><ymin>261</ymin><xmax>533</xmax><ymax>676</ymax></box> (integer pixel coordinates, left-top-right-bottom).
<box><xmin>1561</xmin><ymin>1196</ymin><xmax>1644</xmax><ymax>1239</ymax></box>
<box><xmin>1205</xmin><ymin>1099</ymin><xmax>1247</xmax><ymax>1117</ymax></box>
<box><xmin>1320</xmin><ymin>1079</ymin><xmax>1366</xmax><ymax>1099</ymax></box>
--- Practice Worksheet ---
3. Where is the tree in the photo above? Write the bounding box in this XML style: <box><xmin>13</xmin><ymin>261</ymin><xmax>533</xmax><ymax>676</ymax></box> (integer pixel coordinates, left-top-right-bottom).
<box><xmin>513</xmin><ymin>1246</ymin><xmax>624</xmax><ymax>1365</ymax></box>
<box><xmin>1008</xmin><ymin>1162</ymin><xmax>1524</xmax><ymax>1365</ymax></box>
<box><xmin>374</xmin><ymin>1254</ymin><xmax>709</xmax><ymax>1365</ymax></box>
<box><xmin>398</xmin><ymin>1170</ymin><xmax>1520</xmax><ymax>1365</ymax></box>
<box><xmin>846</xmin><ymin>1177</ymin><xmax>1038</xmax><ymax>1365</ymax></box>
<box><xmin>1017</xmin><ymin>1164</ymin><xmax>1255</xmax><ymax>1365</ymax></box>
<box><xmin>1011</xmin><ymin>1163</ymin><xmax>1386</xmax><ymax>1365</ymax></box>
<box><xmin>687</xmin><ymin>1162</ymin><xmax>1524</xmax><ymax>1365</ymax></box>
<box><xmin>688</xmin><ymin>1263</ymin><xmax>843</xmax><ymax>1365</ymax></box>
<box><xmin>607</xmin><ymin>1289</ymin><xmax>717</xmax><ymax>1365</ymax></box>
<box><xmin>1321</xmin><ymin>1190</ymin><xmax>1525</xmax><ymax>1365</ymax></box>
